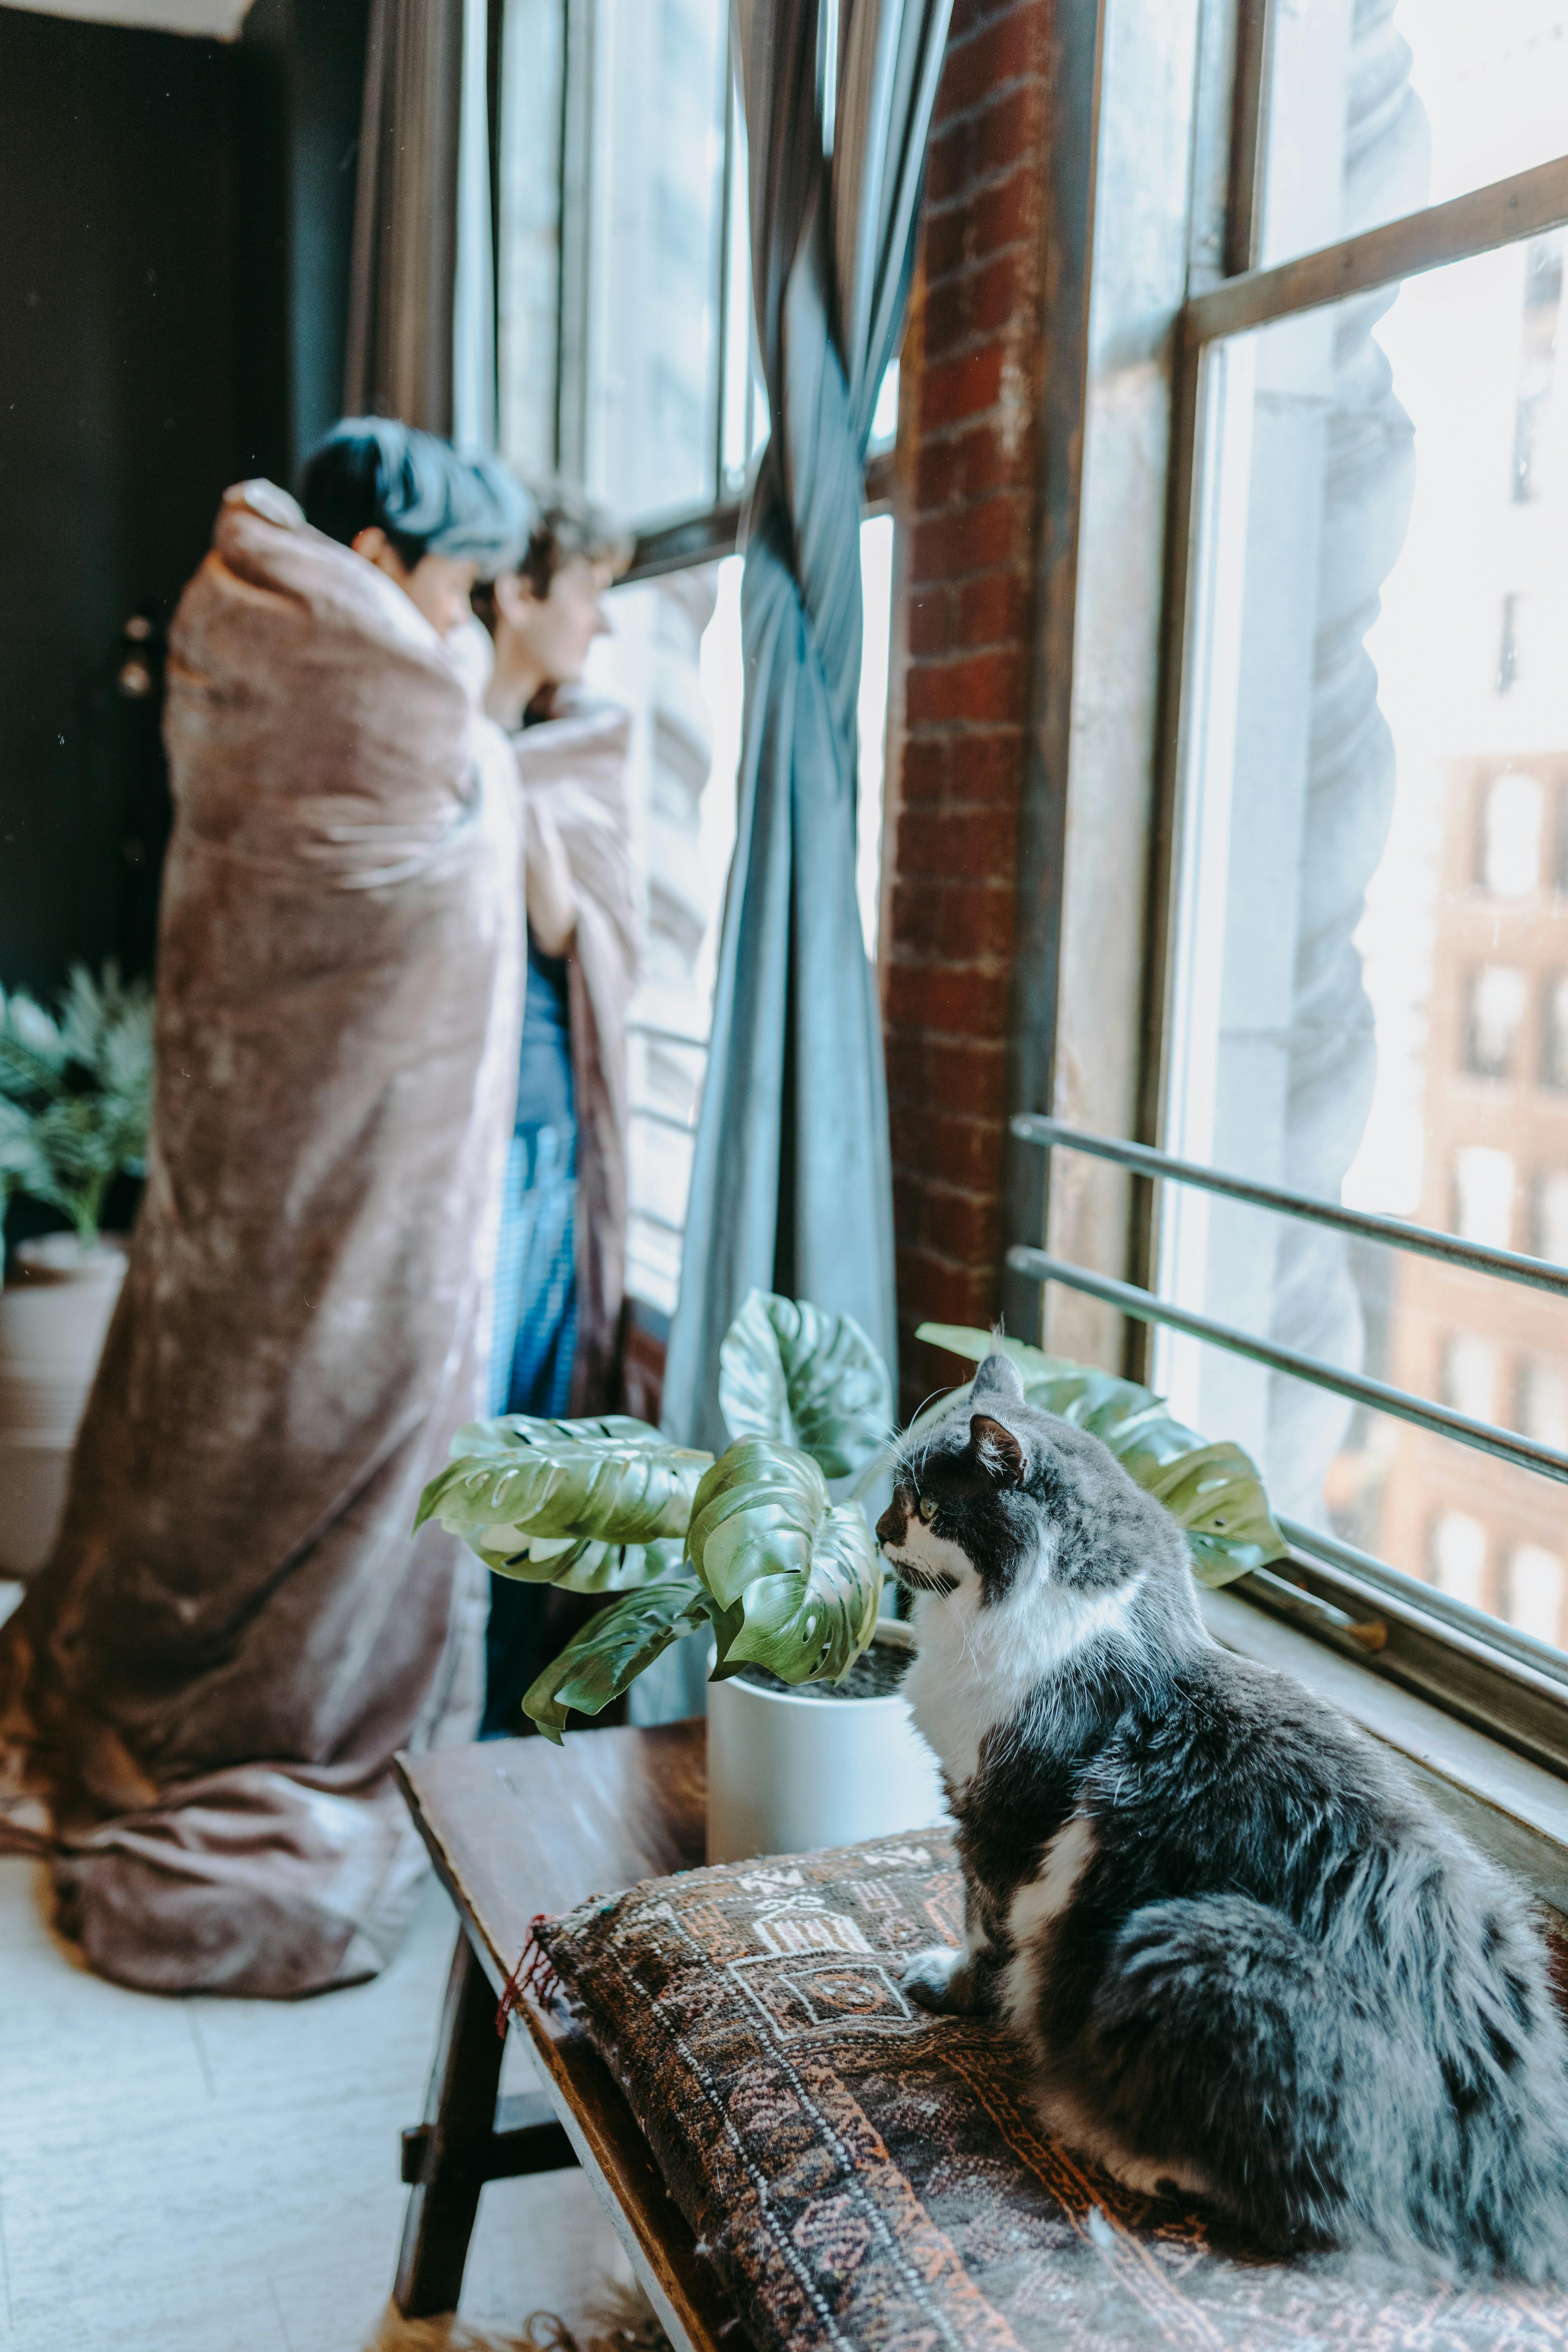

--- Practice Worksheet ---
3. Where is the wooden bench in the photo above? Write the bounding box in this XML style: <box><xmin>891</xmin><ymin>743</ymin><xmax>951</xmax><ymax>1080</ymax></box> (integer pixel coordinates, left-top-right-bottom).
<box><xmin>392</xmin><ymin>1722</ymin><xmax>740</xmax><ymax>2352</ymax></box>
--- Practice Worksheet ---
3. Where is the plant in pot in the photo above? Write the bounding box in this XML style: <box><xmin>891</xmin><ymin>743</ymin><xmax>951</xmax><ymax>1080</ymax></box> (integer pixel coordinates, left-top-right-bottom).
<box><xmin>419</xmin><ymin>1290</ymin><xmax>1288</xmax><ymax>1864</ymax></box>
<box><xmin>0</xmin><ymin>964</ymin><xmax>154</xmax><ymax>1575</ymax></box>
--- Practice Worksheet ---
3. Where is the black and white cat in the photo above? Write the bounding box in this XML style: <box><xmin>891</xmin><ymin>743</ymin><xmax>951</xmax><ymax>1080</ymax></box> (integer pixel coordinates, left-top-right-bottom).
<box><xmin>876</xmin><ymin>1349</ymin><xmax>1568</xmax><ymax>2276</ymax></box>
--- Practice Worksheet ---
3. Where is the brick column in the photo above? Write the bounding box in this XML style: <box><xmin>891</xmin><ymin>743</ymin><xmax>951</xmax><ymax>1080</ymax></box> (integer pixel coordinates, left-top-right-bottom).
<box><xmin>883</xmin><ymin>0</ymin><xmax>1051</xmax><ymax>1414</ymax></box>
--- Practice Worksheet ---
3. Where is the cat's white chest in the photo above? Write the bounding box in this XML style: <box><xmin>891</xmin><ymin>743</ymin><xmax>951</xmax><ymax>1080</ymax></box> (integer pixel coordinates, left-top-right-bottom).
<box><xmin>904</xmin><ymin>1571</ymin><xmax>1146</xmax><ymax>1792</ymax></box>
<box><xmin>904</xmin><ymin>1589</ymin><xmax>1018</xmax><ymax>1790</ymax></box>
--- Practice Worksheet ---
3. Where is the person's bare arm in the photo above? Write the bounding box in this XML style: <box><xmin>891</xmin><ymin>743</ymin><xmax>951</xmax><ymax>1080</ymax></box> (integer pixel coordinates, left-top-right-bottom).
<box><xmin>524</xmin><ymin>793</ymin><xmax>577</xmax><ymax>956</ymax></box>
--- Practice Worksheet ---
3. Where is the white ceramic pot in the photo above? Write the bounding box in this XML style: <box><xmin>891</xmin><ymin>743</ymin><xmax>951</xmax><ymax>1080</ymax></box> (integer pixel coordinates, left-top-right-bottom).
<box><xmin>706</xmin><ymin>1618</ymin><xmax>948</xmax><ymax>1864</ymax></box>
<box><xmin>0</xmin><ymin>1233</ymin><xmax>128</xmax><ymax>1576</ymax></box>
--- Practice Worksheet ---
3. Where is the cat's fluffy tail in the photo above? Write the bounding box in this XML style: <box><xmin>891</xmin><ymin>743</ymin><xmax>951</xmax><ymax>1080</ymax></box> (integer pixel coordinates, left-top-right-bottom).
<box><xmin>1081</xmin><ymin>1890</ymin><xmax>1568</xmax><ymax>2278</ymax></box>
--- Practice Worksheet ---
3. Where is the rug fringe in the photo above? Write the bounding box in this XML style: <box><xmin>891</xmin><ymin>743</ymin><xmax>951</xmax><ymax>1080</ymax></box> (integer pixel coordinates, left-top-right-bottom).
<box><xmin>496</xmin><ymin>1913</ymin><xmax>560</xmax><ymax>2037</ymax></box>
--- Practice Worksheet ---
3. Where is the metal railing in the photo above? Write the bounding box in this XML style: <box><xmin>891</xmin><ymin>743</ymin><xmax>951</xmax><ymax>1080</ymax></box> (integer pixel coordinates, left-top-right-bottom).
<box><xmin>1009</xmin><ymin>1118</ymin><xmax>1568</xmax><ymax>1769</ymax></box>
<box><xmin>1009</xmin><ymin>1119</ymin><xmax>1568</xmax><ymax>1487</ymax></box>
<box><xmin>1011</xmin><ymin>1115</ymin><xmax>1568</xmax><ymax>1303</ymax></box>
<box><xmin>625</xmin><ymin>1021</ymin><xmax>711</xmax><ymax>1256</ymax></box>
<box><xmin>1005</xmin><ymin>1252</ymin><xmax>1568</xmax><ymax>1490</ymax></box>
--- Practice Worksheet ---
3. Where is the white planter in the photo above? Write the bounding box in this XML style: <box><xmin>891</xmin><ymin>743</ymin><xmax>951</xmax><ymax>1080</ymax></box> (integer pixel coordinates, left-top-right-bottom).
<box><xmin>0</xmin><ymin>1234</ymin><xmax>128</xmax><ymax>1577</ymax></box>
<box><xmin>706</xmin><ymin>1619</ymin><xmax>948</xmax><ymax>1864</ymax></box>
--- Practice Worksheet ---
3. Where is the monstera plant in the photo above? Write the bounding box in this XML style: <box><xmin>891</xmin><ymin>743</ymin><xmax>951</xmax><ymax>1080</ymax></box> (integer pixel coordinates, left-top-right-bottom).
<box><xmin>416</xmin><ymin>1291</ymin><xmax>1287</xmax><ymax>1741</ymax></box>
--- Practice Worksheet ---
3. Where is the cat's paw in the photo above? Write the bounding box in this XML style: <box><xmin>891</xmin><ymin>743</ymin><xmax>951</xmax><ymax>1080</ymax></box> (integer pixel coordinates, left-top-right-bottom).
<box><xmin>901</xmin><ymin>1943</ymin><xmax>965</xmax><ymax>2014</ymax></box>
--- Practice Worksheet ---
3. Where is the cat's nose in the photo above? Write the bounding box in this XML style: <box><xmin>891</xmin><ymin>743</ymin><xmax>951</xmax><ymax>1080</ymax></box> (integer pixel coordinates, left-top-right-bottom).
<box><xmin>875</xmin><ymin>1499</ymin><xmax>905</xmax><ymax>1548</ymax></box>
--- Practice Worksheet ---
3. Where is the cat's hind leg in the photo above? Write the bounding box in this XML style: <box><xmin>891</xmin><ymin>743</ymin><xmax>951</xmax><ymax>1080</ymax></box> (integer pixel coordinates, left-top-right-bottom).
<box><xmin>1061</xmin><ymin>1893</ymin><xmax>1354</xmax><ymax>2249</ymax></box>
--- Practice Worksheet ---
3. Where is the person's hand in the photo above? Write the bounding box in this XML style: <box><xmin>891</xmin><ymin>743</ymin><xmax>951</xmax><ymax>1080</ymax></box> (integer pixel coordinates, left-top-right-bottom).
<box><xmin>525</xmin><ymin>796</ymin><xmax>577</xmax><ymax>955</ymax></box>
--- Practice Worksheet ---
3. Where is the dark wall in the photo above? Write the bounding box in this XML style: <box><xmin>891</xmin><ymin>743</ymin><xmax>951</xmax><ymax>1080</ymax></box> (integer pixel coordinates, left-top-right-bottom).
<box><xmin>238</xmin><ymin>0</ymin><xmax>371</xmax><ymax>485</ymax></box>
<box><xmin>0</xmin><ymin>7</ymin><xmax>242</xmax><ymax>997</ymax></box>
<box><xmin>0</xmin><ymin>0</ymin><xmax>369</xmax><ymax>1008</ymax></box>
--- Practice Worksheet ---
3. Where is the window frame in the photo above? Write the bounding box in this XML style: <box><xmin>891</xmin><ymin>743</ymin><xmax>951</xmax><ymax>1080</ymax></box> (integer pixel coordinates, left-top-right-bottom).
<box><xmin>492</xmin><ymin>0</ymin><xmax>904</xmax><ymax>1330</ymax></box>
<box><xmin>1022</xmin><ymin>0</ymin><xmax>1568</xmax><ymax>1779</ymax></box>
<box><xmin>495</xmin><ymin>0</ymin><xmax>898</xmax><ymax>579</ymax></box>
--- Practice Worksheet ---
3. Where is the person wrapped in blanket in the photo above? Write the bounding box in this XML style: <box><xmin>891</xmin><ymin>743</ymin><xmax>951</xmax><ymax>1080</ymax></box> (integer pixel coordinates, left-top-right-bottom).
<box><xmin>0</xmin><ymin>420</ymin><xmax>531</xmax><ymax>1994</ymax></box>
<box><xmin>471</xmin><ymin>485</ymin><xmax>640</xmax><ymax>1736</ymax></box>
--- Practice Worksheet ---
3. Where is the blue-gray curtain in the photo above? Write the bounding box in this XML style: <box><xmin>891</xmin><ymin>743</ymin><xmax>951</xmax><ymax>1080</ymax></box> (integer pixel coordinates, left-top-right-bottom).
<box><xmin>660</xmin><ymin>0</ymin><xmax>953</xmax><ymax>1461</ymax></box>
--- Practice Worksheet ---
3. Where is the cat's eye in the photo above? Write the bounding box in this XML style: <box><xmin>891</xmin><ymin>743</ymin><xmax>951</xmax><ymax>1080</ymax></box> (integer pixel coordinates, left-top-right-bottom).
<box><xmin>918</xmin><ymin>1494</ymin><xmax>938</xmax><ymax>1524</ymax></box>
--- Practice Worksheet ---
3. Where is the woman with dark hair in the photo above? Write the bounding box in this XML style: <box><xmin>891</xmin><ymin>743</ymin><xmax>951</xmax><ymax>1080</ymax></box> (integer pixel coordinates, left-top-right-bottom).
<box><xmin>301</xmin><ymin>416</ymin><xmax>528</xmax><ymax>637</ymax></box>
<box><xmin>0</xmin><ymin>422</ymin><xmax>531</xmax><ymax>1995</ymax></box>
<box><xmin>471</xmin><ymin>482</ymin><xmax>640</xmax><ymax>1736</ymax></box>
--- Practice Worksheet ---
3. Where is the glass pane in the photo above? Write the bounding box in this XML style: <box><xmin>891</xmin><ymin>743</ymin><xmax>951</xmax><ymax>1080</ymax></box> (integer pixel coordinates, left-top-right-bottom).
<box><xmin>1259</xmin><ymin>0</ymin><xmax>1568</xmax><ymax>272</ymax></box>
<box><xmin>718</xmin><ymin>94</ymin><xmax>771</xmax><ymax>495</ymax></box>
<box><xmin>1161</xmin><ymin>237</ymin><xmax>1568</xmax><ymax>1659</ymax></box>
<box><xmin>496</xmin><ymin>0</ymin><xmax>565</xmax><ymax>477</ymax></box>
<box><xmin>588</xmin><ymin>521</ymin><xmax>895</xmax><ymax>1313</ymax></box>
<box><xmin>582</xmin><ymin>0</ymin><xmax>730</xmax><ymax>520</ymax></box>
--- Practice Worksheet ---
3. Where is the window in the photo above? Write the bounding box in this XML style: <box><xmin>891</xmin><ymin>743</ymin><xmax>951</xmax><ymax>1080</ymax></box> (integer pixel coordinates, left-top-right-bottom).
<box><xmin>494</xmin><ymin>0</ymin><xmax>902</xmax><ymax>1325</ymax></box>
<box><xmin>1520</xmin><ymin>1358</ymin><xmax>1568</xmax><ymax>1451</ymax></box>
<box><xmin>1020</xmin><ymin>0</ymin><xmax>1568</xmax><ymax>1770</ymax></box>
<box><xmin>1441</xmin><ymin>1334</ymin><xmax>1497</xmax><ymax>1424</ymax></box>
<box><xmin>498</xmin><ymin>0</ymin><xmax>754</xmax><ymax>519</ymax></box>
<box><xmin>1507</xmin><ymin>1546</ymin><xmax>1565</xmax><ymax>1648</ymax></box>
<box><xmin>1543</xmin><ymin>975</ymin><xmax>1568</xmax><ymax>1089</ymax></box>
<box><xmin>1480</xmin><ymin>772</ymin><xmax>1544</xmax><ymax>895</ymax></box>
<box><xmin>496</xmin><ymin>0</ymin><xmax>896</xmax><ymax>521</ymax></box>
<box><xmin>1534</xmin><ymin>1170</ymin><xmax>1568</xmax><ymax>1264</ymax></box>
<box><xmin>1453</xmin><ymin>1149</ymin><xmax>1514</xmax><ymax>1249</ymax></box>
<box><xmin>1429</xmin><ymin>1511</ymin><xmax>1486</xmax><ymax>1610</ymax></box>
<box><xmin>1464</xmin><ymin>965</ymin><xmax>1526</xmax><ymax>1078</ymax></box>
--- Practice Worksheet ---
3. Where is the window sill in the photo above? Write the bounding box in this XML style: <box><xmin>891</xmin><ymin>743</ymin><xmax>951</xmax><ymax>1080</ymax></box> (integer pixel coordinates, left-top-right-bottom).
<box><xmin>1201</xmin><ymin>1585</ymin><xmax>1568</xmax><ymax>1919</ymax></box>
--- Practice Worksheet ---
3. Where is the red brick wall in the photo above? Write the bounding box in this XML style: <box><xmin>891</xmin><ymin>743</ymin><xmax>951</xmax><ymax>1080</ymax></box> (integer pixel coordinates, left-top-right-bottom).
<box><xmin>884</xmin><ymin>0</ymin><xmax>1051</xmax><ymax>1414</ymax></box>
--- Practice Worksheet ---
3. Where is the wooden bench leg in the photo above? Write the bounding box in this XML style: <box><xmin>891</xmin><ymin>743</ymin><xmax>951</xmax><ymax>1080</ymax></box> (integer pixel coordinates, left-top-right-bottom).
<box><xmin>394</xmin><ymin>1928</ymin><xmax>578</xmax><ymax>2318</ymax></box>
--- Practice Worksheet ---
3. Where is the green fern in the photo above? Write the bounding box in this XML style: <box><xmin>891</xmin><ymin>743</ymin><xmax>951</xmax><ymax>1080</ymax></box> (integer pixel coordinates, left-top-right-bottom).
<box><xmin>0</xmin><ymin>963</ymin><xmax>154</xmax><ymax>1242</ymax></box>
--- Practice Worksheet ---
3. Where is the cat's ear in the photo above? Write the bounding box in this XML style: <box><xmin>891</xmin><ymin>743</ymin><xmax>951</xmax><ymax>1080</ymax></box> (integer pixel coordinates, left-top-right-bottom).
<box><xmin>971</xmin><ymin>1349</ymin><xmax>1026</xmax><ymax>1406</ymax></box>
<box><xmin>970</xmin><ymin>1414</ymin><xmax>1025</xmax><ymax>1487</ymax></box>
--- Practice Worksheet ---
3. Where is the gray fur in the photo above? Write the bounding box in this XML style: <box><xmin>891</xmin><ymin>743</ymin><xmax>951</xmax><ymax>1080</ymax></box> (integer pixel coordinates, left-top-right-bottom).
<box><xmin>876</xmin><ymin>1350</ymin><xmax>1568</xmax><ymax>2275</ymax></box>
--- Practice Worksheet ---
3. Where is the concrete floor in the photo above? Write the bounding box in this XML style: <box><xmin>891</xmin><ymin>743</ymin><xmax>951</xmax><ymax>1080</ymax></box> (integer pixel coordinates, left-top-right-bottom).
<box><xmin>0</xmin><ymin>1586</ymin><xmax>629</xmax><ymax>2352</ymax></box>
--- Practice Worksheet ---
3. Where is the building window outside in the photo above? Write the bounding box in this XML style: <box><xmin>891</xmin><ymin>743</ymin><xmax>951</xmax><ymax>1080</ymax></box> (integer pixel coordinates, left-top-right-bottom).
<box><xmin>1440</xmin><ymin>1333</ymin><xmax>1498</xmax><ymax>1423</ymax></box>
<box><xmin>1429</xmin><ymin>1510</ymin><xmax>1487</xmax><ymax>1609</ymax></box>
<box><xmin>1533</xmin><ymin>1169</ymin><xmax>1568</xmax><ymax>1264</ymax></box>
<box><xmin>1452</xmin><ymin>1147</ymin><xmax>1514</xmax><ymax>1249</ymax></box>
<box><xmin>1479</xmin><ymin>770</ymin><xmax>1544</xmax><ymax>893</ymax></box>
<box><xmin>1520</xmin><ymin>1357</ymin><xmax>1568</xmax><ymax>1450</ymax></box>
<box><xmin>1506</xmin><ymin>1544</ymin><xmax>1566</xmax><ymax>1646</ymax></box>
<box><xmin>1542</xmin><ymin>974</ymin><xmax>1568</xmax><ymax>1089</ymax></box>
<box><xmin>1463</xmin><ymin>964</ymin><xmax>1527</xmax><ymax>1077</ymax></box>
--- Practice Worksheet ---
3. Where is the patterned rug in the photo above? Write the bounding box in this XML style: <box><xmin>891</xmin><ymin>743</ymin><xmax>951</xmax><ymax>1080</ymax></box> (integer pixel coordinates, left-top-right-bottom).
<box><xmin>533</xmin><ymin>1832</ymin><xmax>1568</xmax><ymax>2352</ymax></box>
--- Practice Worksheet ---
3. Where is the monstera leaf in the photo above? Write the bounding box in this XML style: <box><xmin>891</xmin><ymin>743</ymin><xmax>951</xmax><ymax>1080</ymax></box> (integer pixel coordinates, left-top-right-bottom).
<box><xmin>416</xmin><ymin>1414</ymin><xmax>712</xmax><ymax>1591</ymax></box>
<box><xmin>718</xmin><ymin>1290</ymin><xmax>893</xmax><ymax>1480</ymax></box>
<box><xmin>916</xmin><ymin>1325</ymin><xmax>1287</xmax><ymax>1588</ymax></box>
<box><xmin>522</xmin><ymin>1576</ymin><xmax>716</xmax><ymax>1742</ymax></box>
<box><xmin>686</xmin><ymin>1438</ymin><xmax>883</xmax><ymax>1682</ymax></box>
<box><xmin>473</xmin><ymin>1530</ymin><xmax>689</xmax><ymax>1595</ymax></box>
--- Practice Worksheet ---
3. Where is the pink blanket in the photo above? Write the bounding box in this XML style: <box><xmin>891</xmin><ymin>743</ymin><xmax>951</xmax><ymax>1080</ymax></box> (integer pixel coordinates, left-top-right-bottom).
<box><xmin>0</xmin><ymin>481</ymin><xmax>521</xmax><ymax>1994</ymax></box>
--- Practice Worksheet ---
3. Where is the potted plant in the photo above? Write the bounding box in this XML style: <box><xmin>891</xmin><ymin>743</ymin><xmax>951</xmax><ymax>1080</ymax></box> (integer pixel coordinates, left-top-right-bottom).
<box><xmin>0</xmin><ymin>963</ymin><xmax>154</xmax><ymax>1574</ymax></box>
<box><xmin>420</xmin><ymin>1290</ymin><xmax>1287</xmax><ymax>1864</ymax></box>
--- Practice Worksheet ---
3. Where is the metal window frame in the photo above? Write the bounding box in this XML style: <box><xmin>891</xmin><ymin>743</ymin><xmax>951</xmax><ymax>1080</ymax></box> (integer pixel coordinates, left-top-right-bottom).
<box><xmin>503</xmin><ymin>0</ymin><xmax>902</xmax><ymax>579</ymax></box>
<box><xmin>1100</xmin><ymin>17</ymin><xmax>1568</xmax><ymax>1768</ymax></box>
